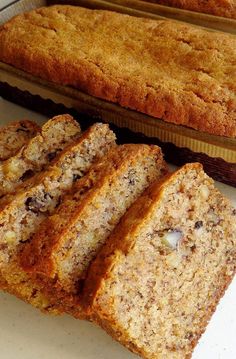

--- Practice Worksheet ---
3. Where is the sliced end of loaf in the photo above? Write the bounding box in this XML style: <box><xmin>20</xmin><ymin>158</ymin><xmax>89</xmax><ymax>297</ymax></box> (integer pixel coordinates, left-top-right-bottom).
<box><xmin>0</xmin><ymin>114</ymin><xmax>81</xmax><ymax>197</ymax></box>
<box><xmin>0</xmin><ymin>119</ymin><xmax>40</xmax><ymax>161</ymax></box>
<box><xmin>84</xmin><ymin>163</ymin><xmax>236</xmax><ymax>358</ymax></box>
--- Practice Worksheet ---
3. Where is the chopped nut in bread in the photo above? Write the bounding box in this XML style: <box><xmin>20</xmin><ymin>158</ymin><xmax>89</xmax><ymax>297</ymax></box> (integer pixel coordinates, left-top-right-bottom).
<box><xmin>0</xmin><ymin>114</ymin><xmax>81</xmax><ymax>198</ymax></box>
<box><xmin>21</xmin><ymin>144</ymin><xmax>167</xmax><ymax>317</ymax></box>
<box><xmin>0</xmin><ymin>120</ymin><xmax>40</xmax><ymax>161</ymax></box>
<box><xmin>0</xmin><ymin>123</ymin><xmax>116</xmax><ymax>313</ymax></box>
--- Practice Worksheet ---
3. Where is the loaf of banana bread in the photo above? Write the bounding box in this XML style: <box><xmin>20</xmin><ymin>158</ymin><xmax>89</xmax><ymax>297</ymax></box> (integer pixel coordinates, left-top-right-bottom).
<box><xmin>21</xmin><ymin>144</ymin><xmax>167</xmax><ymax>317</ymax></box>
<box><xmin>0</xmin><ymin>123</ymin><xmax>116</xmax><ymax>312</ymax></box>
<box><xmin>84</xmin><ymin>163</ymin><xmax>236</xmax><ymax>359</ymax></box>
<box><xmin>0</xmin><ymin>120</ymin><xmax>40</xmax><ymax>161</ymax></box>
<box><xmin>0</xmin><ymin>5</ymin><xmax>235</xmax><ymax>137</ymax></box>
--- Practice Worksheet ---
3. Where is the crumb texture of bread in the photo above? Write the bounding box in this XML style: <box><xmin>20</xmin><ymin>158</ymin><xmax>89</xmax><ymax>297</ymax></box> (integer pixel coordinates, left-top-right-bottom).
<box><xmin>0</xmin><ymin>6</ymin><xmax>236</xmax><ymax>137</ymax></box>
<box><xmin>0</xmin><ymin>123</ymin><xmax>116</xmax><ymax>312</ymax></box>
<box><xmin>0</xmin><ymin>114</ymin><xmax>81</xmax><ymax>197</ymax></box>
<box><xmin>84</xmin><ymin>163</ymin><xmax>236</xmax><ymax>359</ymax></box>
<box><xmin>0</xmin><ymin>120</ymin><xmax>40</xmax><ymax>161</ymax></box>
<box><xmin>21</xmin><ymin>144</ymin><xmax>167</xmax><ymax>317</ymax></box>
<box><xmin>144</xmin><ymin>0</ymin><xmax>236</xmax><ymax>19</ymax></box>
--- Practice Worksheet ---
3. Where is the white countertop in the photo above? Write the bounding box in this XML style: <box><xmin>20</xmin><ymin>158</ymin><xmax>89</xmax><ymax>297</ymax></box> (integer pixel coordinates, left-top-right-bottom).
<box><xmin>0</xmin><ymin>97</ymin><xmax>235</xmax><ymax>359</ymax></box>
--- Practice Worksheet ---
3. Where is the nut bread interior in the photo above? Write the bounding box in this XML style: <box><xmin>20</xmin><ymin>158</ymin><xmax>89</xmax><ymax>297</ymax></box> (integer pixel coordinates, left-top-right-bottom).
<box><xmin>0</xmin><ymin>114</ymin><xmax>81</xmax><ymax>198</ymax></box>
<box><xmin>21</xmin><ymin>144</ymin><xmax>167</xmax><ymax>317</ymax></box>
<box><xmin>84</xmin><ymin>163</ymin><xmax>236</xmax><ymax>359</ymax></box>
<box><xmin>0</xmin><ymin>120</ymin><xmax>40</xmax><ymax>161</ymax></box>
<box><xmin>0</xmin><ymin>122</ymin><xmax>116</xmax><ymax>312</ymax></box>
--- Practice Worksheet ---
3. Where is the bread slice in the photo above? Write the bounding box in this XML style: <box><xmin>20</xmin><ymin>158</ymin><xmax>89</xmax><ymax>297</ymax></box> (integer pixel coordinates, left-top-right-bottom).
<box><xmin>21</xmin><ymin>144</ymin><xmax>167</xmax><ymax>317</ymax></box>
<box><xmin>0</xmin><ymin>120</ymin><xmax>40</xmax><ymax>161</ymax></box>
<box><xmin>0</xmin><ymin>119</ymin><xmax>40</xmax><ymax>290</ymax></box>
<box><xmin>0</xmin><ymin>114</ymin><xmax>81</xmax><ymax>197</ymax></box>
<box><xmin>84</xmin><ymin>163</ymin><xmax>236</xmax><ymax>359</ymax></box>
<box><xmin>0</xmin><ymin>123</ymin><xmax>116</xmax><ymax>312</ymax></box>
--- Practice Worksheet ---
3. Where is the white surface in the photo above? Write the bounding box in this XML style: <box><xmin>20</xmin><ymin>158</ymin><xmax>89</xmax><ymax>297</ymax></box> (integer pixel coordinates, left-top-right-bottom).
<box><xmin>0</xmin><ymin>0</ymin><xmax>13</xmax><ymax>9</ymax></box>
<box><xmin>0</xmin><ymin>98</ymin><xmax>236</xmax><ymax>359</ymax></box>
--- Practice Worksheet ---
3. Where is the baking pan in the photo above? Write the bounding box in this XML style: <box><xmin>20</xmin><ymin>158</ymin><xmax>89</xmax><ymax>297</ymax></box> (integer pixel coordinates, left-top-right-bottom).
<box><xmin>50</xmin><ymin>0</ymin><xmax>236</xmax><ymax>34</ymax></box>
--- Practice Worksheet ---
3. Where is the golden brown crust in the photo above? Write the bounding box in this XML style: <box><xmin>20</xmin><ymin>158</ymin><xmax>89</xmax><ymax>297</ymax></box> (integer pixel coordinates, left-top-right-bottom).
<box><xmin>0</xmin><ymin>120</ymin><xmax>40</xmax><ymax>161</ymax></box>
<box><xmin>0</xmin><ymin>6</ymin><xmax>236</xmax><ymax>137</ymax></box>
<box><xmin>145</xmin><ymin>0</ymin><xmax>236</xmax><ymax>19</ymax></box>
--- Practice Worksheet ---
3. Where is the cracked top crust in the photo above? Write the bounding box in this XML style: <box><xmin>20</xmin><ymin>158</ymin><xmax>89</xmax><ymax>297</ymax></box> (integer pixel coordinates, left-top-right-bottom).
<box><xmin>0</xmin><ymin>5</ymin><xmax>236</xmax><ymax>137</ymax></box>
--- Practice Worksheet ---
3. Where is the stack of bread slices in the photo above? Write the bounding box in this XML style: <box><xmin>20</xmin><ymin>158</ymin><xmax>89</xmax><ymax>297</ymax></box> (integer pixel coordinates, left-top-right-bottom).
<box><xmin>0</xmin><ymin>115</ymin><xmax>235</xmax><ymax>359</ymax></box>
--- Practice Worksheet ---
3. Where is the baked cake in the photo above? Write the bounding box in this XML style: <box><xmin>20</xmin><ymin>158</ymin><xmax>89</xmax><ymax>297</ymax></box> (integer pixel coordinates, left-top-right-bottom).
<box><xmin>84</xmin><ymin>163</ymin><xmax>236</xmax><ymax>358</ymax></box>
<box><xmin>0</xmin><ymin>5</ymin><xmax>235</xmax><ymax>137</ymax></box>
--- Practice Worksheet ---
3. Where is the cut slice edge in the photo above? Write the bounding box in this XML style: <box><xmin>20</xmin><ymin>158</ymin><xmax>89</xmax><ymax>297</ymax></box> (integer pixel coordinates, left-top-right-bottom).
<box><xmin>83</xmin><ymin>163</ymin><xmax>236</xmax><ymax>358</ymax></box>
<box><xmin>0</xmin><ymin>114</ymin><xmax>81</xmax><ymax>197</ymax></box>
<box><xmin>0</xmin><ymin>122</ymin><xmax>116</xmax><ymax>313</ymax></box>
<box><xmin>20</xmin><ymin>143</ymin><xmax>167</xmax><ymax>317</ymax></box>
<box><xmin>0</xmin><ymin>119</ymin><xmax>40</xmax><ymax>161</ymax></box>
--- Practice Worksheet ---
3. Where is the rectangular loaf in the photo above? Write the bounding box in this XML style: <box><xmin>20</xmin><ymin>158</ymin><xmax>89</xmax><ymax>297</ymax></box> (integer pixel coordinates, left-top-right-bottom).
<box><xmin>20</xmin><ymin>144</ymin><xmax>167</xmax><ymax>317</ymax></box>
<box><xmin>84</xmin><ymin>163</ymin><xmax>236</xmax><ymax>359</ymax></box>
<box><xmin>0</xmin><ymin>122</ymin><xmax>116</xmax><ymax>312</ymax></box>
<box><xmin>0</xmin><ymin>5</ymin><xmax>235</xmax><ymax>137</ymax></box>
<box><xmin>143</xmin><ymin>0</ymin><xmax>236</xmax><ymax>19</ymax></box>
